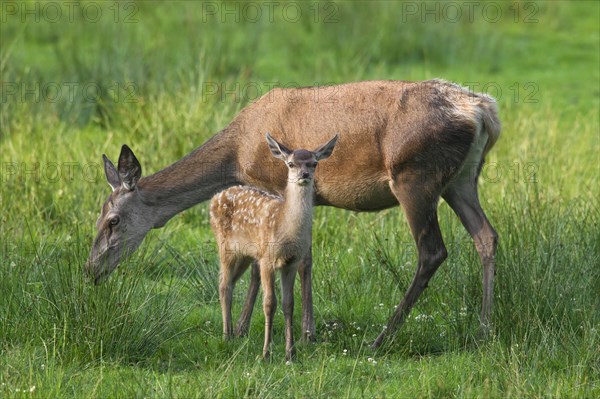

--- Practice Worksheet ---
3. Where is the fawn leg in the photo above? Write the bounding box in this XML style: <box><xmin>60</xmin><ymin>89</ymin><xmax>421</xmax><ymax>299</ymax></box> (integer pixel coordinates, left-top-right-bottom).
<box><xmin>298</xmin><ymin>248</ymin><xmax>316</xmax><ymax>342</ymax></box>
<box><xmin>281</xmin><ymin>263</ymin><xmax>298</xmax><ymax>361</ymax></box>
<box><xmin>220</xmin><ymin>256</ymin><xmax>251</xmax><ymax>340</ymax></box>
<box><xmin>235</xmin><ymin>261</ymin><xmax>261</xmax><ymax>337</ymax></box>
<box><xmin>260</xmin><ymin>263</ymin><xmax>276</xmax><ymax>361</ymax></box>
<box><xmin>219</xmin><ymin>255</ymin><xmax>235</xmax><ymax>339</ymax></box>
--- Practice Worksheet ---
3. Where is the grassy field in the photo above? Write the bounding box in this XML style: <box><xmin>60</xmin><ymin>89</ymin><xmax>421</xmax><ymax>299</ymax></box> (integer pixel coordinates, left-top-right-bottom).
<box><xmin>1</xmin><ymin>1</ymin><xmax>599</xmax><ymax>397</ymax></box>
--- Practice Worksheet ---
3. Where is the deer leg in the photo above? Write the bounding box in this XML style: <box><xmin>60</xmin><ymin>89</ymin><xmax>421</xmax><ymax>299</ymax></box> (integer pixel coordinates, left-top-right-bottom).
<box><xmin>298</xmin><ymin>248</ymin><xmax>316</xmax><ymax>342</ymax></box>
<box><xmin>235</xmin><ymin>260</ymin><xmax>261</xmax><ymax>337</ymax></box>
<box><xmin>220</xmin><ymin>255</ymin><xmax>251</xmax><ymax>340</ymax></box>
<box><xmin>219</xmin><ymin>256</ymin><xmax>235</xmax><ymax>340</ymax></box>
<box><xmin>281</xmin><ymin>263</ymin><xmax>298</xmax><ymax>361</ymax></box>
<box><xmin>443</xmin><ymin>181</ymin><xmax>498</xmax><ymax>335</ymax></box>
<box><xmin>260</xmin><ymin>262</ymin><xmax>276</xmax><ymax>361</ymax></box>
<box><xmin>371</xmin><ymin>180</ymin><xmax>447</xmax><ymax>349</ymax></box>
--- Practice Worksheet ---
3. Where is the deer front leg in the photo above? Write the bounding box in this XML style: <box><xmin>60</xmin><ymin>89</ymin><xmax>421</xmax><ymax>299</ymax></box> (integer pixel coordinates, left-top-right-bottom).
<box><xmin>371</xmin><ymin>180</ymin><xmax>447</xmax><ymax>349</ymax></box>
<box><xmin>235</xmin><ymin>261</ymin><xmax>261</xmax><ymax>337</ymax></box>
<box><xmin>281</xmin><ymin>264</ymin><xmax>298</xmax><ymax>361</ymax></box>
<box><xmin>299</xmin><ymin>248</ymin><xmax>316</xmax><ymax>342</ymax></box>
<box><xmin>260</xmin><ymin>264</ymin><xmax>276</xmax><ymax>361</ymax></box>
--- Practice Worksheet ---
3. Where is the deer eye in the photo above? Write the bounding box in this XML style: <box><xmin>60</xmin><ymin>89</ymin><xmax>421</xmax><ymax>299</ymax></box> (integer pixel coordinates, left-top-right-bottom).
<box><xmin>287</xmin><ymin>162</ymin><xmax>295</xmax><ymax>168</ymax></box>
<box><xmin>312</xmin><ymin>162</ymin><xmax>318</xmax><ymax>167</ymax></box>
<box><xmin>109</xmin><ymin>216</ymin><xmax>120</xmax><ymax>226</ymax></box>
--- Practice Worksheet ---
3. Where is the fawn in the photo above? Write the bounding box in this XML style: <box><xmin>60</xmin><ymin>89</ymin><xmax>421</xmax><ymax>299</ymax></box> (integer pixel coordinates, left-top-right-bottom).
<box><xmin>210</xmin><ymin>133</ymin><xmax>338</xmax><ymax>361</ymax></box>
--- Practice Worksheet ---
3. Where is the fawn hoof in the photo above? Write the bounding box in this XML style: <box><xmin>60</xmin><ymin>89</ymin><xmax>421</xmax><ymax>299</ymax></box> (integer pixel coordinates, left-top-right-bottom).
<box><xmin>301</xmin><ymin>319</ymin><xmax>316</xmax><ymax>343</ymax></box>
<box><xmin>477</xmin><ymin>322</ymin><xmax>492</xmax><ymax>340</ymax></box>
<box><xmin>262</xmin><ymin>350</ymin><xmax>271</xmax><ymax>363</ymax></box>
<box><xmin>285</xmin><ymin>348</ymin><xmax>296</xmax><ymax>362</ymax></box>
<box><xmin>301</xmin><ymin>330</ymin><xmax>316</xmax><ymax>343</ymax></box>
<box><xmin>234</xmin><ymin>325</ymin><xmax>249</xmax><ymax>338</ymax></box>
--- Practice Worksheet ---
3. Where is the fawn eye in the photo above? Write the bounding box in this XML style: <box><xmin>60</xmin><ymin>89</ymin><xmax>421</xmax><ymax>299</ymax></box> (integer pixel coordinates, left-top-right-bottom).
<box><xmin>109</xmin><ymin>216</ymin><xmax>120</xmax><ymax>226</ymax></box>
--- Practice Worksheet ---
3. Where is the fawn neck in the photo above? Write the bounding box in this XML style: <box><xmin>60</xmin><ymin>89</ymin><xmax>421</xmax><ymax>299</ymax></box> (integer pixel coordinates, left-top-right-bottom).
<box><xmin>279</xmin><ymin>181</ymin><xmax>315</xmax><ymax>239</ymax></box>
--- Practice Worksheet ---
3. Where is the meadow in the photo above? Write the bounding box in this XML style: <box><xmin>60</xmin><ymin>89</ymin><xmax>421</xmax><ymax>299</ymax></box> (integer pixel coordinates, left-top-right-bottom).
<box><xmin>1</xmin><ymin>1</ymin><xmax>599</xmax><ymax>398</ymax></box>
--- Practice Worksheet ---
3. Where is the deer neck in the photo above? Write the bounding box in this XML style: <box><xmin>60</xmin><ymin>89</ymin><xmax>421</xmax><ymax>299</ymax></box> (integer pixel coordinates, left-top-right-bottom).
<box><xmin>279</xmin><ymin>182</ymin><xmax>314</xmax><ymax>239</ymax></box>
<box><xmin>137</xmin><ymin>128</ymin><xmax>241</xmax><ymax>228</ymax></box>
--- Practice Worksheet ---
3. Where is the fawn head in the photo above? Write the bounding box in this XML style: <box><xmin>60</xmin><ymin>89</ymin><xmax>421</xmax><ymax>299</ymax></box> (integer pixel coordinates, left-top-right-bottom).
<box><xmin>266</xmin><ymin>133</ymin><xmax>338</xmax><ymax>186</ymax></box>
<box><xmin>84</xmin><ymin>145</ymin><xmax>152</xmax><ymax>284</ymax></box>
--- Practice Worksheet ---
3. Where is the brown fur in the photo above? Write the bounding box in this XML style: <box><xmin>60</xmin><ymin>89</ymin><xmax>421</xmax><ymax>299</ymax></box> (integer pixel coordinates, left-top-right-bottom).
<box><xmin>87</xmin><ymin>79</ymin><xmax>501</xmax><ymax>346</ymax></box>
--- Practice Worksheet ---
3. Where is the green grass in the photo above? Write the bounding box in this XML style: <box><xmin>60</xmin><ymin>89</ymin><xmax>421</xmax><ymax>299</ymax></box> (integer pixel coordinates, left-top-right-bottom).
<box><xmin>1</xmin><ymin>1</ymin><xmax>599</xmax><ymax>397</ymax></box>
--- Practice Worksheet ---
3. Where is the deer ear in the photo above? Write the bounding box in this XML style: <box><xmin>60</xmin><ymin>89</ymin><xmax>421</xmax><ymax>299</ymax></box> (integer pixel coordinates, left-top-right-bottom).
<box><xmin>265</xmin><ymin>133</ymin><xmax>292</xmax><ymax>160</ymax></box>
<box><xmin>314</xmin><ymin>134</ymin><xmax>338</xmax><ymax>161</ymax></box>
<box><xmin>117</xmin><ymin>144</ymin><xmax>142</xmax><ymax>191</ymax></box>
<box><xmin>103</xmin><ymin>154</ymin><xmax>120</xmax><ymax>191</ymax></box>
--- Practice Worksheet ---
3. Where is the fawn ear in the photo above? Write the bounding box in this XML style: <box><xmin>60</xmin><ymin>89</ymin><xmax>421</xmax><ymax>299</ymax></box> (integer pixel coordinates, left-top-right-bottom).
<box><xmin>103</xmin><ymin>154</ymin><xmax>120</xmax><ymax>191</ymax></box>
<box><xmin>117</xmin><ymin>144</ymin><xmax>142</xmax><ymax>191</ymax></box>
<box><xmin>266</xmin><ymin>133</ymin><xmax>292</xmax><ymax>160</ymax></box>
<box><xmin>314</xmin><ymin>134</ymin><xmax>338</xmax><ymax>161</ymax></box>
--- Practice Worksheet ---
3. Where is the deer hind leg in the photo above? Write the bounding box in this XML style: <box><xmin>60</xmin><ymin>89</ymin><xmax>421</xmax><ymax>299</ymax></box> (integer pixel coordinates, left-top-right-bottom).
<box><xmin>235</xmin><ymin>260</ymin><xmax>260</xmax><ymax>337</ymax></box>
<box><xmin>219</xmin><ymin>255</ymin><xmax>252</xmax><ymax>340</ymax></box>
<box><xmin>371</xmin><ymin>177</ymin><xmax>447</xmax><ymax>349</ymax></box>
<box><xmin>281</xmin><ymin>262</ymin><xmax>299</xmax><ymax>361</ymax></box>
<box><xmin>218</xmin><ymin>254</ymin><xmax>235</xmax><ymax>340</ymax></box>
<box><xmin>442</xmin><ymin>179</ymin><xmax>498</xmax><ymax>335</ymax></box>
<box><xmin>236</xmin><ymin>250</ymin><xmax>316</xmax><ymax>343</ymax></box>
<box><xmin>298</xmin><ymin>248</ymin><xmax>316</xmax><ymax>342</ymax></box>
<box><xmin>260</xmin><ymin>260</ymin><xmax>277</xmax><ymax>361</ymax></box>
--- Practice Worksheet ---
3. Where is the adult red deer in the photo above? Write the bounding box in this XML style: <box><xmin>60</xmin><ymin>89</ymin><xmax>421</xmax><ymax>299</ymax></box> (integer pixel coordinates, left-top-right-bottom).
<box><xmin>85</xmin><ymin>79</ymin><xmax>500</xmax><ymax>348</ymax></box>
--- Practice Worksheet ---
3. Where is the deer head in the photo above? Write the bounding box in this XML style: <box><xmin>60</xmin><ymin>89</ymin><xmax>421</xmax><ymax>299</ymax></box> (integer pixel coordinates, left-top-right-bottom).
<box><xmin>84</xmin><ymin>145</ymin><xmax>153</xmax><ymax>284</ymax></box>
<box><xmin>266</xmin><ymin>133</ymin><xmax>338</xmax><ymax>186</ymax></box>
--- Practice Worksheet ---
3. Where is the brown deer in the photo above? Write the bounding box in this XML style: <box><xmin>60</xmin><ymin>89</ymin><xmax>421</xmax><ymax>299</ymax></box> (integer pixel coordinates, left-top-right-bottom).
<box><xmin>210</xmin><ymin>133</ymin><xmax>337</xmax><ymax>360</ymax></box>
<box><xmin>85</xmin><ymin>79</ymin><xmax>500</xmax><ymax>348</ymax></box>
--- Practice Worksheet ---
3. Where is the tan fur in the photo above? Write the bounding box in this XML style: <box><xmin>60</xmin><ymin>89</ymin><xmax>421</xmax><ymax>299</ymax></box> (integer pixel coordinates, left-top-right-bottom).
<box><xmin>87</xmin><ymin>79</ymin><xmax>501</xmax><ymax>346</ymax></box>
<box><xmin>209</xmin><ymin>136</ymin><xmax>336</xmax><ymax>361</ymax></box>
<box><xmin>209</xmin><ymin>186</ymin><xmax>310</xmax><ymax>267</ymax></box>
